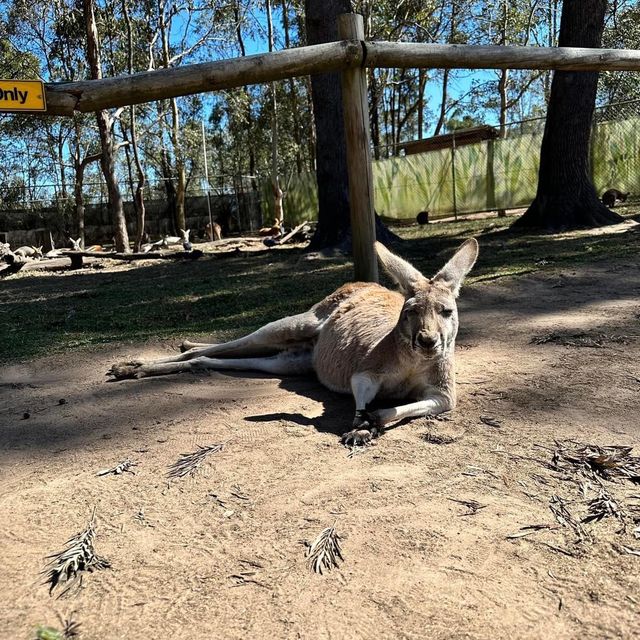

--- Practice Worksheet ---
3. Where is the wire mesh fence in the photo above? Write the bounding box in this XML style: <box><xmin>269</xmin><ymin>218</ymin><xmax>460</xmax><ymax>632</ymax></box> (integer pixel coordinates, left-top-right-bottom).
<box><xmin>2</xmin><ymin>99</ymin><xmax>640</xmax><ymax>233</ymax></box>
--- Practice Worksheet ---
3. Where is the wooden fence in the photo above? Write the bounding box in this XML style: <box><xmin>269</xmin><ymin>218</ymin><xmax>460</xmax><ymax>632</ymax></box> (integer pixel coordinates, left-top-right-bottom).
<box><xmin>37</xmin><ymin>13</ymin><xmax>640</xmax><ymax>282</ymax></box>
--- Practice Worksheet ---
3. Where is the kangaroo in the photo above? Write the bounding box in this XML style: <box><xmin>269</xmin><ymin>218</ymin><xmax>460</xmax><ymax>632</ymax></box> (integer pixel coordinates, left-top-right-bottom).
<box><xmin>109</xmin><ymin>239</ymin><xmax>479</xmax><ymax>445</ymax></box>
<box><xmin>206</xmin><ymin>221</ymin><xmax>222</xmax><ymax>242</ymax></box>
<box><xmin>68</xmin><ymin>237</ymin><xmax>82</xmax><ymax>250</ymax></box>
<box><xmin>602</xmin><ymin>189</ymin><xmax>630</xmax><ymax>208</ymax></box>
<box><xmin>14</xmin><ymin>245</ymin><xmax>43</xmax><ymax>259</ymax></box>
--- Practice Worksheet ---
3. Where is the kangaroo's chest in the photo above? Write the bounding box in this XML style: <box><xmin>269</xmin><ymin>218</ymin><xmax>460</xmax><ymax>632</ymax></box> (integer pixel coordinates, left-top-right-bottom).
<box><xmin>376</xmin><ymin>362</ymin><xmax>435</xmax><ymax>400</ymax></box>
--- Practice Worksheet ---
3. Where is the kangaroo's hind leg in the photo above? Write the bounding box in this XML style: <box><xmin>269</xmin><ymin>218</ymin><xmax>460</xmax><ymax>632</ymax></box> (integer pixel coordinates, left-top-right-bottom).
<box><xmin>114</xmin><ymin>346</ymin><xmax>314</xmax><ymax>379</ymax></box>
<box><xmin>109</xmin><ymin>310</ymin><xmax>324</xmax><ymax>379</ymax></box>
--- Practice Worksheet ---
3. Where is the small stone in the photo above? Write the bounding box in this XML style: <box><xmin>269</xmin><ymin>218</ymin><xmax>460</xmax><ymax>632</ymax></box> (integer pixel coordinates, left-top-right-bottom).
<box><xmin>22</xmin><ymin>412</ymin><xmax>30</xmax><ymax>420</ymax></box>
<box><xmin>58</xmin><ymin>398</ymin><xmax>66</xmax><ymax>405</ymax></box>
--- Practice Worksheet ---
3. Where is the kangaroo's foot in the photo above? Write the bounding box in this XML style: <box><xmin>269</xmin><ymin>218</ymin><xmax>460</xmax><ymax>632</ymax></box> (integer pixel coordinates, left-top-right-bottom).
<box><xmin>341</xmin><ymin>425</ymin><xmax>380</xmax><ymax>447</ymax></box>
<box><xmin>107</xmin><ymin>361</ymin><xmax>147</xmax><ymax>379</ymax></box>
<box><xmin>342</xmin><ymin>410</ymin><xmax>381</xmax><ymax>447</ymax></box>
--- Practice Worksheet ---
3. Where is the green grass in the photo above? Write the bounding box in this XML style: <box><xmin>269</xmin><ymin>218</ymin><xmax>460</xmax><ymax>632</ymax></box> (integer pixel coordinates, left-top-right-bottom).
<box><xmin>1</xmin><ymin>210</ymin><xmax>638</xmax><ymax>364</ymax></box>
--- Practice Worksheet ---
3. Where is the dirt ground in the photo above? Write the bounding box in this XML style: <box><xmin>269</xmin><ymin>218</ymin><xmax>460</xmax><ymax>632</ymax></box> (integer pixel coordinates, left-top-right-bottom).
<box><xmin>1</xmin><ymin>247</ymin><xmax>640</xmax><ymax>639</ymax></box>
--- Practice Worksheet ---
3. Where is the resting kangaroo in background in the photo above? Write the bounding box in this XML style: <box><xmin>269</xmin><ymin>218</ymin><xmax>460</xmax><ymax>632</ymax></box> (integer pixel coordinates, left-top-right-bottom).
<box><xmin>14</xmin><ymin>245</ymin><xmax>43</xmax><ymax>259</ymax></box>
<box><xmin>109</xmin><ymin>239</ymin><xmax>479</xmax><ymax>445</ymax></box>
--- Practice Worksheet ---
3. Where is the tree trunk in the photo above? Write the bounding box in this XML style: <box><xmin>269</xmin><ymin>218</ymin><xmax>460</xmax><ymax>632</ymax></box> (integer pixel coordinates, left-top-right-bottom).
<box><xmin>159</xmin><ymin>4</ymin><xmax>186</xmax><ymax>233</ymax></box>
<box><xmin>305</xmin><ymin>0</ymin><xmax>352</xmax><ymax>249</ymax></box>
<box><xmin>369</xmin><ymin>69</ymin><xmax>381</xmax><ymax>159</ymax></box>
<box><xmin>122</xmin><ymin>0</ymin><xmax>147</xmax><ymax>252</ymax></box>
<box><xmin>83</xmin><ymin>0</ymin><xmax>130</xmax><ymax>252</ymax></box>
<box><xmin>266</xmin><ymin>0</ymin><xmax>282</xmax><ymax>224</ymax></box>
<box><xmin>514</xmin><ymin>0</ymin><xmax>623</xmax><ymax>230</ymax></box>
<box><xmin>233</xmin><ymin>2</ymin><xmax>258</xmax><ymax>180</ymax></box>
<box><xmin>282</xmin><ymin>0</ymin><xmax>303</xmax><ymax>174</ymax></box>
<box><xmin>433</xmin><ymin>69</ymin><xmax>449</xmax><ymax>136</ymax></box>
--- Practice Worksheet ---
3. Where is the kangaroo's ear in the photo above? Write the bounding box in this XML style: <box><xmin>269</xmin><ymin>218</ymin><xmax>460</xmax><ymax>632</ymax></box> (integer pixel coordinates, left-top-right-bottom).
<box><xmin>376</xmin><ymin>242</ymin><xmax>427</xmax><ymax>296</ymax></box>
<box><xmin>432</xmin><ymin>238</ymin><xmax>478</xmax><ymax>297</ymax></box>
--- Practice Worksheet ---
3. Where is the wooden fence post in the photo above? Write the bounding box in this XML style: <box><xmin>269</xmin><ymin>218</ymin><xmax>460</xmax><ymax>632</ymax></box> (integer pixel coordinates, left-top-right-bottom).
<box><xmin>338</xmin><ymin>13</ymin><xmax>378</xmax><ymax>283</ymax></box>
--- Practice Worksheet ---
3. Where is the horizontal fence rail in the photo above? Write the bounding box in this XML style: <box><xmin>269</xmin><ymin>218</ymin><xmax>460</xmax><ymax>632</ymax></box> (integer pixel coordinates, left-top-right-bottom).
<box><xmin>42</xmin><ymin>41</ymin><xmax>640</xmax><ymax>117</ymax></box>
<box><xmin>44</xmin><ymin>41</ymin><xmax>362</xmax><ymax>116</ymax></box>
<box><xmin>365</xmin><ymin>42</ymin><xmax>640</xmax><ymax>71</ymax></box>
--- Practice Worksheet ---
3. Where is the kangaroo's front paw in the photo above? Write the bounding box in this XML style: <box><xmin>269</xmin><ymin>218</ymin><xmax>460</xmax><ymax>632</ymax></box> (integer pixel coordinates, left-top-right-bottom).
<box><xmin>107</xmin><ymin>361</ymin><xmax>146</xmax><ymax>379</ymax></box>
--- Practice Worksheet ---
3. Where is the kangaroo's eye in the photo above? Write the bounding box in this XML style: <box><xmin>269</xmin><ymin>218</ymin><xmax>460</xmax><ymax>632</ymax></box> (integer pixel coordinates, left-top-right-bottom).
<box><xmin>441</xmin><ymin>308</ymin><xmax>454</xmax><ymax>318</ymax></box>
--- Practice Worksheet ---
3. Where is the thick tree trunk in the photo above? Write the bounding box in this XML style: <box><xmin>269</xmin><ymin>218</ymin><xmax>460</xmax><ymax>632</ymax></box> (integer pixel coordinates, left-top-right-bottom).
<box><xmin>514</xmin><ymin>0</ymin><xmax>623</xmax><ymax>230</ymax></box>
<box><xmin>305</xmin><ymin>0</ymin><xmax>352</xmax><ymax>249</ymax></box>
<box><xmin>83</xmin><ymin>0</ymin><xmax>130</xmax><ymax>252</ymax></box>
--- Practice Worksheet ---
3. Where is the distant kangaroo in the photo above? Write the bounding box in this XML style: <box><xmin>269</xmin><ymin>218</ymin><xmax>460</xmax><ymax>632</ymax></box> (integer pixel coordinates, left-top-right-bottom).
<box><xmin>109</xmin><ymin>239</ymin><xmax>479</xmax><ymax>445</ymax></box>
<box><xmin>14</xmin><ymin>245</ymin><xmax>43</xmax><ymax>259</ymax></box>
<box><xmin>602</xmin><ymin>189</ymin><xmax>629</xmax><ymax>208</ymax></box>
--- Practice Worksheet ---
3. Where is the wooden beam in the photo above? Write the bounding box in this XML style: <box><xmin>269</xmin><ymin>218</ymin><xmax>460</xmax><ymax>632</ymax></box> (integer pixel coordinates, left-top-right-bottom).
<box><xmin>339</xmin><ymin>14</ymin><xmax>378</xmax><ymax>283</ymax></box>
<box><xmin>41</xmin><ymin>39</ymin><xmax>640</xmax><ymax>117</ymax></box>
<box><xmin>365</xmin><ymin>42</ymin><xmax>640</xmax><ymax>71</ymax></box>
<box><xmin>44</xmin><ymin>41</ymin><xmax>363</xmax><ymax>116</ymax></box>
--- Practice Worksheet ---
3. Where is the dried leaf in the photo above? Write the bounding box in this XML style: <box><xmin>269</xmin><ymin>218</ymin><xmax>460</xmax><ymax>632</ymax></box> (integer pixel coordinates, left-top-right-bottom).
<box><xmin>422</xmin><ymin>432</ymin><xmax>457</xmax><ymax>445</ymax></box>
<box><xmin>552</xmin><ymin>441</ymin><xmax>640</xmax><ymax>483</ymax></box>
<box><xmin>448</xmin><ymin>498</ymin><xmax>487</xmax><ymax>516</ymax></box>
<box><xmin>620</xmin><ymin>545</ymin><xmax>640</xmax><ymax>556</ymax></box>
<box><xmin>96</xmin><ymin>459</ymin><xmax>136</xmax><ymax>476</ymax></box>
<box><xmin>480</xmin><ymin>415</ymin><xmax>502</xmax><ymax>428</ymax></box>
<box><xmin>549</xmin><ymin>495</ymin><xmax>588</xmax><ymax>542</ymax></box>
<box><xmin>506</xmin><ymin>524</ymin><xmax>555</xmax><ymax>539</ymax></box>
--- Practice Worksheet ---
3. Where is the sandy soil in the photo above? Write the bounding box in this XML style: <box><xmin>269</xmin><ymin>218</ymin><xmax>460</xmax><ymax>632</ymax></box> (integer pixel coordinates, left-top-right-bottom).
<box><xmin>1</xmin><ymin>254</ymin><xmax>640</xmax><ymax>639</ymax></box>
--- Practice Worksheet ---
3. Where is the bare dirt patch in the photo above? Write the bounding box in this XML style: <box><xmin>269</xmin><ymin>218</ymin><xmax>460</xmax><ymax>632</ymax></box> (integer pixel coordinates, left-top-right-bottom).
<box><xmin>1</xmin><ymin>255</ymin><xmax>640</xmax><ymax>639</ymax></box>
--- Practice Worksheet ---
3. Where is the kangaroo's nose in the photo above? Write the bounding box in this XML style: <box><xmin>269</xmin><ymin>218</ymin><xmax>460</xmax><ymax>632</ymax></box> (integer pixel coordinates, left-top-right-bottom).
<box><xmin>416</xmin><ymin>332</ymin><xmax>437</xmax><ymax>350</ymax></box>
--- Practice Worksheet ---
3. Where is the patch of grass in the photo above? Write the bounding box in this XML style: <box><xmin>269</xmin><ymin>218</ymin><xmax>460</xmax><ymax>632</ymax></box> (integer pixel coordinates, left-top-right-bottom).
<box><xmin>1</xmin><ymin>212</ymin><xmax>638</xmax><ymax>364</ymax></box>
<box><xmin>0</xmin><ymin>249</ymin><xmax>349</xmax><ymax>363</ymax></box>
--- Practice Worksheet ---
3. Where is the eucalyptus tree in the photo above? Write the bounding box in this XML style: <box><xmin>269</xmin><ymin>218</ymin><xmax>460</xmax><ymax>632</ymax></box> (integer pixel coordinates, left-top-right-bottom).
<box><xmin>467</xmin><ymin>0</ymin><xmax>548</xmax><ymax>134</ymax></box>
<box><xmin>599</xmin><ymin>1</ymin><xmax>640</xmax><ymax>106</ymax></box>
<box><xmin>515</xmin><ymin>0</ymin><xmax>624</xmax><ymax>229</ymax></box>
<box><xmin>2</xmin><ymin>0</ymin><xmax>104</xmax><ymax>239</ymax></box>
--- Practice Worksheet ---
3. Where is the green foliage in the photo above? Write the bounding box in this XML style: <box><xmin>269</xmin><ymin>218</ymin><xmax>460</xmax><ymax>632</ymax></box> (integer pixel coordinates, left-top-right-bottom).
<box><xmin>34</xmin><ymin>626</ymin><xmax>65</xmax><ymax>640</ymax></box>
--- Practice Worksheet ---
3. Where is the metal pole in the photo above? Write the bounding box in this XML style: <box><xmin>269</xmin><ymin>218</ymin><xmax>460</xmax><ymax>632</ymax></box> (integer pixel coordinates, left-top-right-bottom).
<box><xmin>201</xmin><ymin>119</ymin><xmax>214</xmax><ymax>241</ymax></box>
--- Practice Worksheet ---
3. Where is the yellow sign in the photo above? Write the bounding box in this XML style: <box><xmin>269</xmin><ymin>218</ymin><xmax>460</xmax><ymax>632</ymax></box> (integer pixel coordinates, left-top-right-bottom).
<box><xmin>0</xmin><ymin>80</ymin><xmax>46</xmax><ymax>112</ymax></box>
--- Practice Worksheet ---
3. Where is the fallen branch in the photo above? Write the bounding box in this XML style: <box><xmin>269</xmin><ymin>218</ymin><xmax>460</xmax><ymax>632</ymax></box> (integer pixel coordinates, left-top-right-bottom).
<box><xmin>61</xmin><ymin>249</ymin><xmax>203</xmax><ymax>262</ymax></box>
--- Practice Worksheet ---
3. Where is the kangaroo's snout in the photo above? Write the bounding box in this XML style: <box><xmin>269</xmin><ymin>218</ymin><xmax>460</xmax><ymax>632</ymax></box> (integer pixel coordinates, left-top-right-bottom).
<box><xmin>413</xmin><ymin>331</ymin><xmax>440</xmax><ymax>352</ymax></box>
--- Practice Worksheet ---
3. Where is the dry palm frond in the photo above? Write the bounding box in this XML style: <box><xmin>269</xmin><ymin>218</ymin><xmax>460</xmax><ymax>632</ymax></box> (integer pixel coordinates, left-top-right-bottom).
<box><xmin>552</xmin><ymin>441</ymin><xmax>640</xmax><ymax>483</ymax></box>
<box><xmin>96</xmin><ymin>459</ymin><xmax>137</xmax><ymax>476</ymax></box>
<box><xmin>306</xmin><ymin>523</ymin><xmax>343</xmax><ymax>574</ymax></box>
<box><xmin>43</xmin><ymin>508</ymin><xmax>110</xmax><ymax>598</ymax></box>
<box><xmin>167</xmin><ymin>443</ymin><xmax>224</xmax><ymax>479</ymax></box>
<box><xmin>57</xmin><ymin>614</ymin><xmax>81</xmax><ymax>639</ymax></box>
